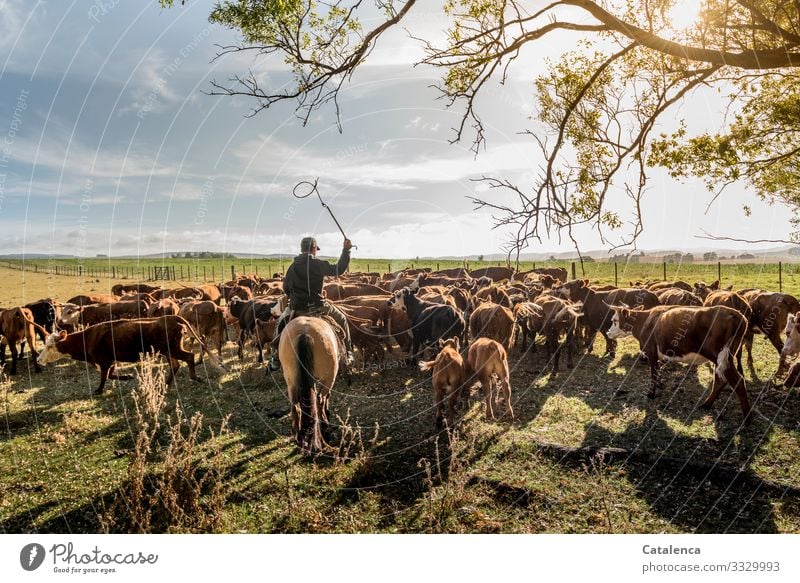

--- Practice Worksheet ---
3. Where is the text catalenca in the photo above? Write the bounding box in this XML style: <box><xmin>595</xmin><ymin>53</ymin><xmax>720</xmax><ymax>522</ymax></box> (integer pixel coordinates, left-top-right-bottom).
<box><xmin>642</xmin><ymin>545</ymin><xmax>700</xmax><ymax>555</ymax></box>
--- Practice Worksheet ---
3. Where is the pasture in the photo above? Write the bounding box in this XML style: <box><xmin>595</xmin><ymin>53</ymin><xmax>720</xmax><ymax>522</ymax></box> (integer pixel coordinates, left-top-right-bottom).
<box><xmin>1</xmin><ymin>265</ymin><xmax>800</xmax><ymax>533</ymax></box>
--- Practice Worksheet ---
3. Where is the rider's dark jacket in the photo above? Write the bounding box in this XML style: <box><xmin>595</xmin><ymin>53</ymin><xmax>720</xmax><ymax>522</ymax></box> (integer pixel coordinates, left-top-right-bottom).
<box><xmin>283</xmin><ymin>249</ymin><xmax>350</xmax><ymax>310</ymax></box>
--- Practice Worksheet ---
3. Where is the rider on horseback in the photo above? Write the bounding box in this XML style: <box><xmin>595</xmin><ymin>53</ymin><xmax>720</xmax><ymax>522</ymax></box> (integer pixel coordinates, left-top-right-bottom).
<box><xmin>268</xmin><ymin>236</ymin><xmax>355</xmax><ymax>371</ymax></box>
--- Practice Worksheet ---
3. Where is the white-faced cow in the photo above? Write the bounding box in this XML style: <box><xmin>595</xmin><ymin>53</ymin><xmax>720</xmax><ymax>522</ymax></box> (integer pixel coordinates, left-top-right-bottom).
<box><xmin>607</xmin><ymin>305</ymin><xmax>750</xmax><ymax>421</ymax></box>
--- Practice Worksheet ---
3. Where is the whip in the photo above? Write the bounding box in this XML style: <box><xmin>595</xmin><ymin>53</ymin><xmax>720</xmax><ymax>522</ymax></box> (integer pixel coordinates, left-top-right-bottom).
<box><xmin>292</xmin><ymin>178</ymin><xmax>356</xmax><ymax>249</ymax></box>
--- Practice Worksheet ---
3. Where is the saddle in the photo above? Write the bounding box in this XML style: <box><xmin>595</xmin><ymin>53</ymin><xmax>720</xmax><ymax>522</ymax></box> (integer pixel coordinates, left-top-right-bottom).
<box><xmin>285</xmin><ymin>307</ymin><xmax>347</xmax><ymax>361</ymax></box>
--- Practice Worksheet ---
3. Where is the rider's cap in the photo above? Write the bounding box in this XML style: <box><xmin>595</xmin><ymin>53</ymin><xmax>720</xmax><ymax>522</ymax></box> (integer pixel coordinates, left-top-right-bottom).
<box><xmin>301</xmin><ymin>237</ymin><xmax>319</xmax><ymax>252</ymax></box>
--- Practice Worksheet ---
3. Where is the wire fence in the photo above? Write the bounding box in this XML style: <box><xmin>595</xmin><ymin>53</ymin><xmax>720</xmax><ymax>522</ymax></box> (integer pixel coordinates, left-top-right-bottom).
<box><xmin>3</xmin><ymin>259</ymin><xmax>798</xmax><ymax>293</ymax></box>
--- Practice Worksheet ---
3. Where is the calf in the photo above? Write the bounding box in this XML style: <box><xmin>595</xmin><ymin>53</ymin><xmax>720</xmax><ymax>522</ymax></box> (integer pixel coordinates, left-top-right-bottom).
<box><xmin>418</xmin><ymin>337</ymin><xmax>467</xmax><ymax>428</ymax></box>
<box><xmin>0</xmin><ymin>307</ymin><xmax>45</xmax><ymax>375</ymax></box>
<box><xmin>388</xmin><ymin>286</ymin><xmax>465</xmax><ymax>363</ymax></box>
<box><xmin>37</xmin><ymin>316</ymin><xmax>223</xmax><ymax>394</ymax></box>
<box><xmin>465</xmin><ymin>338</ymin><xmax>513</xmax><ymax>422</ymax></box>
<box><xmin>608</xmin><ymin>305</ymin><xmax>750</xmax><ymax>420</ymax></box>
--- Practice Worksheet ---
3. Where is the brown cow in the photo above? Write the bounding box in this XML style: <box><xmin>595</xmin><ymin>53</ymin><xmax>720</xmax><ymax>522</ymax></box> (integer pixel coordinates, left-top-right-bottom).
<box><xmin>195</xmin><ymin>284</ymin><xmax>223</xmax><ymax>304</ymax></box>
<box><xmin>532</xmin><ymin>295</ymin><xmax>582</xmax><ymax>370</ymax></box>
<box><xmin>178</xmin><ymin>301</ymin><xmax>228</xmax><ymax>363</ymax></box>
<box><xmin>474</xmin><ymin>285</ymin><xmax>512</xmax><ymax>308</ymax></box>
<box><xmin>0</xmin><ymin>307</ymin><xmax>45</xmax><ymax>375</ymax></box>
<box><xmin>554</xmin><ymin>279</ymin><xmax>659</xmax><ymax>356</ymax></box>
<box><xmin>692</xmin><ymin>280</ymin><xmax>721</xmax><ymax>300</ymax></box>
<box><xmin>608</xmin><ymin>305</ymin><xmax>750</xmax><ymax>420</ymax></box>
<box><xmin>657</xmin><ymin>288</ymin><xmax>703</xmax><ymax>306</ymax></box>
<box><xmin>323</xmin><ymin>282</ymin><xmax>389</xmax><ymax>300</ymax></box>
<box><xmin>464</xmin><ymin>337</ymin><xmax>513</xmax><ymax>422</ymax></box>
<box><xmin>419</xmin><ymin>337</ymin><xmax>467</xmax><ymax>428</ymax></box>
<box><xmin>72</xmin><ymin>301</ymin><xmax>149</xmax><ymax>328</ymax></box>
<box><xmin>740</xmin><ymin>290</ymin><xmax>800</xmax><ymax>374</ymax></box>
<box><xmin>37</xmin><ymin>316</ymin><xmax>224</xmax><ymax>394</ymax></box>
<box><xmin>469</xmin><ymin>301</ymin><xmax>516</xmax><ymax>350</ymax></box>
<box><xmin>147</xmin><ymin>298</ymin><xmax>180</xmax><ymax>317</ymax></box>
<box><xmin>111</xmin><ymin>283</ymin><xmax>161</xmax><ymax>296</ymax></box>
<box><xmin>66</xmin><ymin>294</ymin><xmax>118</xmax><ymax>306</ymax></box>
<box><xmin>647</xmin><ymin>281</ymin><xmax>693</xmax><ymax>292</ymax></box>
<box><xmin>513</xmin><ymin>301</ymin><xmax>545</xmax><ymax>352</ymax></box>
<box><xmin>702</xmin><ymin>291</ymin><xmax>752</xmax><ymax>372</ymax></box>
<box><xmin>469</xmin><ymin>266</ymin><xmax>515</xmax><ymax>281</ymax></box>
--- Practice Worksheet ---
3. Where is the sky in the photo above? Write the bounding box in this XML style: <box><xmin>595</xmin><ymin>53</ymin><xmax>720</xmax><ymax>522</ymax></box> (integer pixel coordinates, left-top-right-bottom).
<box><xmin>0</xmin><ymin>0</ymin><xmax>793</xmax><ymax>259</ymax></box>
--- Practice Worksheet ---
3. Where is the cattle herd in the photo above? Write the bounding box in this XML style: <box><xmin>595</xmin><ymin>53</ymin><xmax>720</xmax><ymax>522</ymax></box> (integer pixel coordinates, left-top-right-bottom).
<box><xmin>2</xmin><ymin>265</ymin><xmax>800</xmax><ymax>443</ymax></box>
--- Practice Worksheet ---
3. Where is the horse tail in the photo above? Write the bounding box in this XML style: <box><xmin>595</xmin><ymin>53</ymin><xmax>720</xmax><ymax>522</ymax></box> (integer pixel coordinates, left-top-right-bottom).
<box><xmin>296</xmin><ymin>333</ymin><xmax>319</xmax><ymax>449</ymax></box>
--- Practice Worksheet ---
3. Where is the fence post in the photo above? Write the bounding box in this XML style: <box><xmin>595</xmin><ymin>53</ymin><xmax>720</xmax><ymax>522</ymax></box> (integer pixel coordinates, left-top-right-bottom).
<box><xmin>663</xmin><ymin>261</ymin><xmax>667</xmax><ymax>281</ymax></box>
<box><xmin>614</xmin><ymin>262</ymin><xmax>618</xmax><ymax>287</ymax></box>
<box><xmin>180</xmin><ymin>266</ymin><xmax>184</xmax><ymax>280</ymax></box>
<box><xmin>231</xmin><ymin>265</ymin><xmax>235</xmax><ymax>281</ymax></box>
<box><xmin>571</xmin><ymin>262</ymin><xmax>576</xmax><ymax>280</ymax></box>
<box><xmin>779</xmin><ymin>261</ymin><xmax>783</xmax><ymax>292</ymax></box>
<box><xmin>203</xmin><ymin>266</ymin><xmax>206</xmax><ymax>281</ymax></box>
<box><xmin>717</xmin><ymin>261</ymin><xmax>721</xmax><ymax>284</ymax></box>
<box><xmin>388</xmin><ymin>263</ymin><xmax>391</xmax><ymax>273</ymax></box>
<box><xmin>212</xmin><ymin>266</ymin><xmax>215</xmax><ymax>281</ymax></box>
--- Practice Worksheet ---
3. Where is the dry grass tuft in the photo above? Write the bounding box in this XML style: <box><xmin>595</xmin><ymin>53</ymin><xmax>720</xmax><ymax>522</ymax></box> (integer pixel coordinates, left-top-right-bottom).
<box><xmin>101</xmin><ymin>354</ymin><xmax>229</xmax><ymax>533</ymax></box>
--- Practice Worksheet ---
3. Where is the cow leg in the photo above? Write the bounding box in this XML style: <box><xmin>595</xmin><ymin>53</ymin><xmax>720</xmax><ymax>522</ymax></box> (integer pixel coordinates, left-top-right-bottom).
<box><xmin>237</xmin><ymin>329</ymin><xmax>246</xmax><ymax>361</ymax></box>
<box><xmin>481</xmin><ymin>376</ymin><xmax>495</xmax><ymax>421</ymax></box>
<box><xmin>108</xmin><ymin>364</ymin><xmax>133</xmax><ymax>381</ymax></box>
<box><xmin>768</xmin><ymin>331</ymin><xmax>787</xmax><ymax>375</ymax></box>
<box><xmin>183</xmin><ymin>350</ymin><xmax>199</xmax><ymax>381</ymax></box>
<box><xmin>164</xmin><ymin>358</ymin><xmax>180</xmax><ymax>386</ymax></box>
<box><xmin>95</xmin><ymin>364</ymin><xmax>112</xmax><ymax>395</ymax></box>
<box><xmin>500</xmin><ymin>376</ymin><xmax>514</xmax><ymax>420</ymax></box>
<box><xmin>600</xmin><ymin>331</ymin><xmax>616</xmax><ymax>358</ymax></box>
<box><xmin>700</xmin><ymin>371</ymin><xmax>726</xmax><ymax>411</ymax></box>
<box><xmin>724</xmin><ymin>363</ymin><xmax>751</xmax><ymax>423</ymax></box>
<box><xmin>648</xmin><ymin>355</ymin><xmax>662</xmax><ymax>398</ymax></box>
<box><xmin>8</xmin><ymin>342</ymin><xmax>18</xmax><ymax>375</ymax></box>
<box><xmin>549</xmin><ymin>330</ymin><xmax>561</xmax><ymax>371</ymax></box>
<box><xmin>744</xmin><ymin>334</ymin><xmax>755</xmax><ymax>369</ymax></box>
<box><xmin>585</xmin><ymin>328</ymin><xmax>597</xmax><ymax>352</ymax></box>
<box><xmin>566</xmin><ymin>329</ymin><xmax>575</xmax><ymax>368</ymax></box>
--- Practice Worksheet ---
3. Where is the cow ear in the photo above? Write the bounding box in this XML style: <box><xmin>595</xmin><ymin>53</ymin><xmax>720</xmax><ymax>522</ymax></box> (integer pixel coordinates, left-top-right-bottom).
<box><xmin>437</xmin><ymin>338</ymin><xmax>445</xmax><ymax>349</ymax></box>
<box><xmin>452</xmin><ymin>336</ymin><xmax>460</xmax><ymax>351</ymax></box>
<box><xmin>58</xmin><ymin>330</ymin><xmax>67</xmax><ymax>339</ymax></box>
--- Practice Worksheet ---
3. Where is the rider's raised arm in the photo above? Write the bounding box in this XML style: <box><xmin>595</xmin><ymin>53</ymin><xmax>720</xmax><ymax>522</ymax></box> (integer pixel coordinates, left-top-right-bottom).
<box><xmin>321</xmin><ymin>245</ymin><xmax>350</xmax><ymax>277</ymax></box>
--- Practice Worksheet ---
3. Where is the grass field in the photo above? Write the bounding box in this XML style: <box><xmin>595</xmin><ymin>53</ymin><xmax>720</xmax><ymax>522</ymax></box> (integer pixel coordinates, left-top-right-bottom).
<box><xmin>1</xmin><ymin>266</ymin><xmax>800</xmax><ymax>533</ymax></box>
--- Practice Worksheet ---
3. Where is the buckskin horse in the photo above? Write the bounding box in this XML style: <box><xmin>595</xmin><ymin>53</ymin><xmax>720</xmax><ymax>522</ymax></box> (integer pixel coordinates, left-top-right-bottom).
<box><xmin>279</xmin><ymin>316</ymin><xmax>342</xmax><ymax>452</ymax></box>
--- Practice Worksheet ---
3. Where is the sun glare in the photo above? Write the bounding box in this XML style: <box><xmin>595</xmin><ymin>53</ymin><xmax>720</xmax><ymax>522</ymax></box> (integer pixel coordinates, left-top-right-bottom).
<box><xmin>667</xmin><ymin>0</ymin><xmax>704</xmax><ymax>33</ymax></box>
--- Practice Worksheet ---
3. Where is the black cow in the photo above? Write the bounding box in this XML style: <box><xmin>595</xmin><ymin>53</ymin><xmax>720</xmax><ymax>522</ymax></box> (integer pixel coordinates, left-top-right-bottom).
<box><xmin>224</xmin><ymin>297</ymin><xmax>280</xmax><ymax>361</ymax></box>
<box><xmin>389</xmin><ymin>286</ymin><xmax>465</xmax><ymax>363</ymax></box>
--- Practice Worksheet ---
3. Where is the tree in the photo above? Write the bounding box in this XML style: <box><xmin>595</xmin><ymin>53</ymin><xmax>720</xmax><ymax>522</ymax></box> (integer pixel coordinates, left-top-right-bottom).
<box><xmin>477</xmin><ymin>254</ymin><xmax>484</xmax><ymax>261</ymax></box>
<box><xmin>163</xmin><ymin>1</ymin><xmax>800</xmax><ymax>255</ymax></box>
<box><xmin>703</xmin><ymin>251</ymin><xmax>718</xmax><ymax>261</ymax></box>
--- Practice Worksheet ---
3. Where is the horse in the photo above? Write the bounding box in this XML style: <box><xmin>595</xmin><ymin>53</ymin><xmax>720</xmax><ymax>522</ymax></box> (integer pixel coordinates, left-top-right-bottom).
<box><xmin>279</xmin><ymin>316</ymin><xmax>341</xmax><ymax>452</ymax></box>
